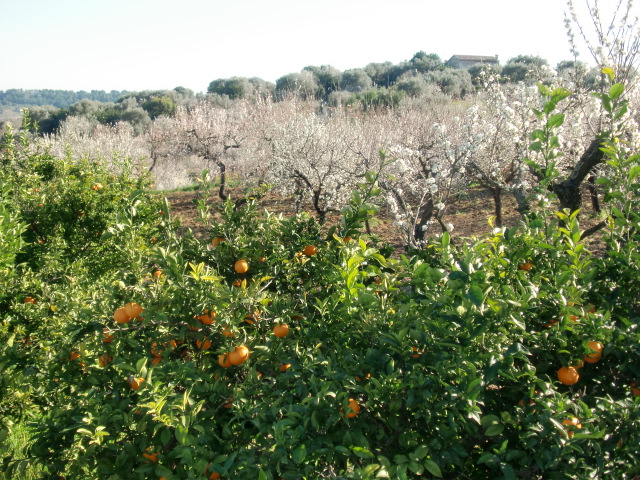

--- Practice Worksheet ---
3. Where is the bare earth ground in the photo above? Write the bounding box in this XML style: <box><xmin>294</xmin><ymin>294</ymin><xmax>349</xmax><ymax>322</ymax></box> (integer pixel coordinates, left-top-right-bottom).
<box><xmin>164</xmin><ymin>186</ymin><xmax>606</xmax><ymax>255</ymax></box>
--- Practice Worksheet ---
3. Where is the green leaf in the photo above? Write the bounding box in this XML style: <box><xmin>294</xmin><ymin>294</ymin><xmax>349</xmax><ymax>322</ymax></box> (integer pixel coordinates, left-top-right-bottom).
<box><xmin>547</xmin><ymin>113</ymin><xmax>565</xmax><ymax>129</ymax></box>
<box><xmin>394</xmin><ymin>454</ymin><xmax>409</xmax><ymax>464</ymax></box>
<box><xmin>364</xmin><ymin>464</ymin><xmax>381</xmax><ymax>475</ymax></box>
<box><xmin>408</xmin><ymin>461</ymin><xmax>424</xmax><ymax>474</ymax></box>
<box><xmin>258</xmin><ymin>468</ymin><xmax>268</xmax><ymax>480</ymax></box>
<box><xmin>292</xmin><ymin>444</ymin><xmax>307</xmax><ymax>464</ymax></box>
<box><xmin>335</xmin><ymin>445</ymin><xmax>351</xmax><ymax>455</ymax></box>
<box><xmin>609</xmin><ymin>83</ymin><xmax>624</xmax><ymax>100</ymax></box>
<box><xmin>478</xmin><ymin>452</ymin><xmax>500</xmax><ymax>466</ymax></box>
<box><xmin>529</xmin><ymin>129</ymin><xmax>546</xmax><ymax>141</ymax></box>
<box><xmin>485</xmin><ymin>423</ymin><xmax>505</xmax><ymax>436</ymax></box>
<box><xmin>175</xmin><ymin>425</ymin><xmax>188</xmax><ymax>445</ymax></box>
<box><xmin>529</xmin><ymin>141</ymin><xmax>542</xmax><ymax>152</ymax></box>
<box><xmin>409</xmin><ymin>445</ymin><xmax>429</xmax><ymax>462</ymax></box>
<box><xmin>424</xmin><ymin>459</ymin><xmax>442</xmax><ymax>478</ymax></box>
<box><xmin>365</xmin><ymin>170</ymin><xmax>377</xmax><ymax>184</ymax></box>
<box><xmin>614</xmin><ymin>103</ymin><xmax>629</xmax><ymax>121</ymax></box>
<box><xmin>441</xmin><ymin>231</ymin><xmax>450</xmax><ymax>247</ymax></box>
<box><xmin>352</xmin><ymin>446</ymin><xmax>375</xmax><ymax>459</ymax></box>
<box><xmin>466</xmin><ymin>285</ymin><xmax>484</xmax><ymax>307</ymax></box>
<box><xmin>481</xmin><ymin>414</ymin><xmax>501</xmax><ymax>428</ymax></box>
<box><xmin>602</xmin><ymin>67</ymin><xmax>615</xmax><ymax>81</ymax></box>
<box><xmin>154</xmin><ymin>465</ymin><xmax>174</xmax><ymax>476</ymax></box>
<box><xmin>160</xmin><ymin>427</ymin><xmax>171</xmax><ymax>446</ymax></box>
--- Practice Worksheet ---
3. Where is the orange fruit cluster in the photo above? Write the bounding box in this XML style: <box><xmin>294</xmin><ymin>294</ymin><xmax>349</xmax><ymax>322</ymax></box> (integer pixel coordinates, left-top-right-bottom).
<box><xmin>114</xmin><ymin>302</ymin><xmax>144</xmax><ymax>324</ymax></box>
<box><xmin>583</xmin><ymin>341</ymin><xmax>604</xmax><ymax>364</ymax></box>
<box><xmin>218</xmin><ymin>346</ymin><xmax>250</xmax><ymax>368</ymax></box>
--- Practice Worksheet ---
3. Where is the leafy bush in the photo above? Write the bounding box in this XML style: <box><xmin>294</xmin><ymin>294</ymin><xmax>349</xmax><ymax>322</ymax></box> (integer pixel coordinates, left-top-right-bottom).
<box><xmin>1</xmin><ymin>80</ymin><xmax>640</xmax><ymax>480</ymax></box>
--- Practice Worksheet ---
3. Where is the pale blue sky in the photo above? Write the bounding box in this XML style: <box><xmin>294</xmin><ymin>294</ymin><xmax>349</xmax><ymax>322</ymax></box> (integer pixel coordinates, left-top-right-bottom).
<box><xmin>0</xmin><ymin>0</ymin><xmax>631</xmax><ymax>92</ymax></box>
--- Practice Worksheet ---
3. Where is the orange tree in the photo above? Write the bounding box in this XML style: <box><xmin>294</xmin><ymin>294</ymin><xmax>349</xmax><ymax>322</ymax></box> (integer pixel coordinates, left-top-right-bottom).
<box><xmin>1</xmin><ymin>82</ymin><xmax>640</xmax><ymax>479</ymax></box>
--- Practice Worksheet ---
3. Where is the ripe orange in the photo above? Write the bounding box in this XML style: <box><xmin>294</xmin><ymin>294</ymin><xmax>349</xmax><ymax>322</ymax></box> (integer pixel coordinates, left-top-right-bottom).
<box><xmin>92</xmin><ymin>183</ymin><xmax>104</xmax><ymax>191</ymax></box>
<box><xmin>129</xmin><ymin>376</ymin><xmax>145</xmax><ymax>390</ymax></box>
<box><xmin>411</xmin><ymin>346</ymin><xmax>423</xmax><ymax>358</ymax></box>
<box><xmin>557</xmin><ymin>366</ymin><xmax>580</xmax><ymax>385</ymax></box>
<box><xmin>114</xmin><ymin>307</ymin><xmax>131</xmax><ymax>324</ymax></box>
<box><xmin>258</xmin><ymin>256</ymin><xmax>266</xmax><ymax>263</ymax></box>
<box><xmin>196</xmin><ymin>338</ymin><xmax>212</xmax><ymax>350</ymax></box>
<box><xmin>234</xmin><ymin>259</ymin><xmax>249</xmax><ymax>274</ymax></box>
<box><xmin>562</xmin><ymin>416</ymin><xmax>582</xmax><ymax>437</ymax></box>
<box><xmin>218</xmin><ymin>353</ymin><xmax>233</xmax><ymax>368</ymax></box>
<box><xmin>152</xmin><ymin>269</ymin><xmax>163</xmax><ymax>279</ymax></box>
<box><xmin>142</xmin><ymin>447</ymin><xmax>158</xmax><ymax>462</ymax></box>
<box><xmin>631</xmin><ymin>382</ymin><xmax>640</xmax><ymax>397</ymax></box>
<box><xmin>273</xmin><ymin>324</ymin><xmax>289</xmax><ymax>338</ymax></box>
<box><xmin>231</xmin><ymin>279</ymin><xmax>242</xmax><ymax>287</ymax></box>
<box><xmin>223</xmin><ymin>397</ymin><xmax>233</xmax><ymax>409</ymax></box>
<box><xmin>124</xmin><ymin>302</ymin><xmax>143</xmax><ymax>318</ymax></box>
<box><xmin>518</xmin><ymin>261</ymin><xmax>533</xmax><ymax>271</ymax></box>
<box><xmin>343</xmin><ymin>398</ymin><xmax>360</xmax><ymax>418</ymax></box>
<box><xmin>222</xmin><ymin>327</ymin><xmax>235</xmax><ymax>337</ymax></box>
<box><xmin>69</xmin><ymin>350</ymin><xmax>81</xmax><ymax>361</ymax></box>
<box><xmin>280</xmin><ymin>363</ymin><xmax>292</xmax><ymax>372</ymax></box>
<box><xmin>151</xmin><ymin>355</ymin><xmax>162</xmax><ymax>365</ymax></box>
<box><xmin>212</xmin><ymin>237</ymin><xmax>225</xmax><ymax>247</ymax></box>
<box><xmin>343</xmin><ymin>236</ymin><xmax>352</xmax><ymax>243</ymax></box>
<box><xmin>99</xmin><ymin>353</ymin><xmax>112</xmax><ymax>367</ymax></box>
<box><xmin>23</xmin><ymin>296</ymin><xmax>37</xmax><ymax>304</ymax></box>
<box><xmin>583</xmin><ymin>341</ymin><xmax>604</xmax><ymax>363</ymax></box>
<box><xmin>303</xmin><ymin>245</ymin><xmax>318</xmax><ymax>256</ymax></box>
<box><xmin>229</xmin><ymin>345</ymin><xmax>250</xmax><ymax>365</ymax></box>
<box><xmin>198</xmin><ymin>311</ymin><xmax>216</xmax><ymax>325</ymax></box>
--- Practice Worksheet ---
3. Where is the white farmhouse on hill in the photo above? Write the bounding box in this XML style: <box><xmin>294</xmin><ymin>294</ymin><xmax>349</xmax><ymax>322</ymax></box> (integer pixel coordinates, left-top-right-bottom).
<box><xmin>446</xmin><ymin>55</ymin><xmax>500</xmax><ymax>69</ymax></box>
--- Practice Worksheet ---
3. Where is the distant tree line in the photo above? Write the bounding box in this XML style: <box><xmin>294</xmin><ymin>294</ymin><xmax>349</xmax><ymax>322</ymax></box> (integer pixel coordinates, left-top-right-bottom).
<box><xmin>0</xmin><ymin>89</ymin><xmax>129</xmax><ymax>109</ymax></box>
<box><xmin>208</xmin><ymin>52</ymin><xmax>605</xmax><ymax>108</ymax></box>
<box><xmin>5</xmin><ymin>50</ymin><xmax>610</xmax><ymax>136</ymax></box>
<box><xmin>26</xmin><ymin>87</ymin><xmax>197</xmax><ymax>135</ymax></box>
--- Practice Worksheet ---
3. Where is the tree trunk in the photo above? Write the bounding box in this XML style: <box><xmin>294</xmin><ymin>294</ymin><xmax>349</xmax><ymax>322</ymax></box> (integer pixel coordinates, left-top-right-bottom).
<box><xmin>551</xmin><ymin>138</ymin><xmax>604</xmax><ymax>213</ymax></box>
<box><xmin>587</xmin><ymin>175</ymin><xmax>601</xmax><ymax>213</ymax></box>
<box><xmin>216</xmin><ymin>159</ymin><xmax>228</xmax><ymax>201</ymax></box>
<box><xmin>513</xmin><ymin>186</ymin><xmax>530</xmax><ymax>218</ymax></box>
<box><xmin>414</xmin><ymin>197</ymin><xmax>435</xmax><ymax>243</ymax></box>
<box><xmin>490</xmin><ymin>187</ymin><xmax>503</xmax><ymax>227</ymax></box>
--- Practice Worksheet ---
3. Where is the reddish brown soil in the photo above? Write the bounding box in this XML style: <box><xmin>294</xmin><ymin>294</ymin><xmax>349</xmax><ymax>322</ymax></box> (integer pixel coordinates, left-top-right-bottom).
<box><xmin>164</xmin><ymin>186</ymin><xmax>605</xmax><ymax>254</ymax></box>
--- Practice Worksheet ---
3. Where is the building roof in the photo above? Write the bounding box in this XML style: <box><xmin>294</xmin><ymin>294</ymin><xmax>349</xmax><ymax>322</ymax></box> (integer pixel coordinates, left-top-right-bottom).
<box><xmin>448</xmin><ymin>55</ymin><xmax>499</xmax><ymax>62</ymax></box>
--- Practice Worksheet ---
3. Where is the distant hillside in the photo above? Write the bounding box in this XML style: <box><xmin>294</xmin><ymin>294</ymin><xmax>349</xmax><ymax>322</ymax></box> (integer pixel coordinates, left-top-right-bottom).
<box><xmin>0</xmin><ymin>89</ymin><xmax>129</xmax><ymax>109</ymax></box>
